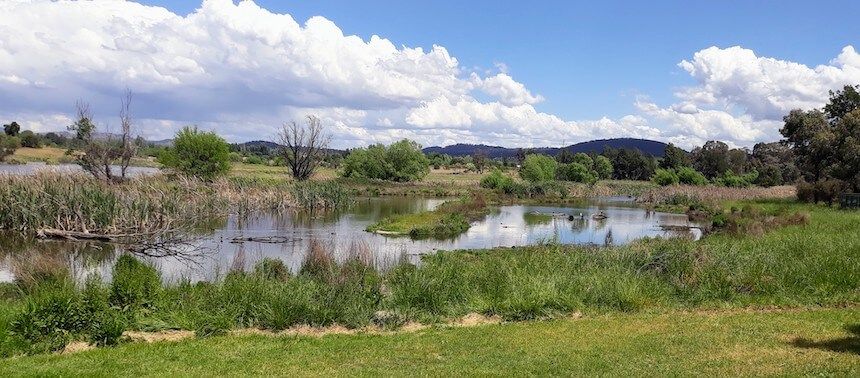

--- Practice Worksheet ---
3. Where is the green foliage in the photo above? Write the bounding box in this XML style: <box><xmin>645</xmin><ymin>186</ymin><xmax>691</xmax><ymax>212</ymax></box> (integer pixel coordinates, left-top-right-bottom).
<box><xmin>109</xmin><ymin>255</ymin><xmax>161</xmax><ymax>311</ymax></box>
<box><xmin>519</xmin><ymin>154</ymin><xmax>557</xmax><ymax>182</ymax></box>
<box><xmin>89</xmin><ymin>310</ymin><xmax>127</xmax><ymax>346</ymax></box>
<box><xmin>593</xmin><ymin>155</ymin><xmax>613</xmax><ymax>179</ymax></box>
<box><xmin>11</xmin><ymin>282</ymin><xmax>89</xmax><ymax>354</ymax></box>
<box><xmin>558</xmin><ymin>162</ymin><xmax>597</xmax><ymax>184</ymax></box>
<box><xmin>781</xmin><ymin>86</ymin><xmax>860</xmax><ymax>202</ymax></box>
<box><xmin>660</xmin><ymin>143</ymin><xmax>689</xmax><ymax>169</ymax></box>
<box><xmin>714</xmin><ymin>170</ymin><xmax>758</xmax><ymax>188</ymax></box>
<box><xmin>480</xmin><ymin>169</ymin><xmax>514</xmax><ymax>190</ymax></box>
<box><xmin>342</xmin><ymin>139</ymin><xmax>429</xmax><ymax>182</ymax></box>
<box><xmin>18</xmin><ymin>130</ymin><xmax>41</xmax><ymax>148</ymax></box>
<box><xmin>158</xmin><ymin>126</ymin><xmax>231</xmax><ymax>180</ymax></box>
<box><xmin>244</xmin><ymin>155</ymin><xmax>264</xmax><ymax>165</ymax></box>
<box><xmin>571</xmin><ymin>153</ymin><xmax>593</xmax><ymax>170</ymax></box>
<box><xmin>676</xmin><ymin>167</ymin><xmax>708</xmax><ymax>186</ymax></box>
<box><xmin>651</xmin><ymin>168</ymin><xmax>679</xmax><ymax>186</ymax></box>
<box><xmin>603</xmin><ymin>147</ymin><xmax>656</xmax><ymax>180</ymax></box>
<box><xmin>0</xmin><ymin>134</ymin><xmax>20</xmax><ymax>161</ymax></box>
<box><xmin>3</xmin><ymin>121</ymin><xmax>20</xmax><ymax>137</ymax></box>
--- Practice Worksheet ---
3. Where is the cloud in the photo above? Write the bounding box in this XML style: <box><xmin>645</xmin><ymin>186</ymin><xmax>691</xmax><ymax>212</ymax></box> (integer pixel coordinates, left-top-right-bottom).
<box><xmin>0</xmin><ymin>1</ymin><xmax>857</xmax><ymax>150</ymax></box>
<box><xmin>640</xmin><ymin>45</ymin><xmax>860</xmax><ymax>148</ymax></box>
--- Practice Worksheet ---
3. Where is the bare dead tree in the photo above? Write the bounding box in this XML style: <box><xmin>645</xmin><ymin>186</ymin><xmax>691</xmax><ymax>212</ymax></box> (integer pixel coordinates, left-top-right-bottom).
<box><xmin>473</xmin><ymin>149</ymin><xmax>488</xmax><ymax>173</ymax></box>
<box><xmin>276</xmin><ymin>115</ymin><xmax>331</xmax><ymax>181</ymax></box>
<box><xmin>118</xmin><ymin>89</ymin><xmax>137</xmax><ymax>179</ymax></box>
<box><xmin>69</xmin><ymin>90</ymin><xmax>138</xmax><ymax>183</ymax></box>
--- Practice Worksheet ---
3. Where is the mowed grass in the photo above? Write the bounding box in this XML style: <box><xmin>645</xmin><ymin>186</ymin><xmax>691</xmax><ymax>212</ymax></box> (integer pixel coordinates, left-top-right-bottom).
<box><xmin>0</xmin><ymin>308</ymin><xmax>856</xmax><ymax>376</ymax></box>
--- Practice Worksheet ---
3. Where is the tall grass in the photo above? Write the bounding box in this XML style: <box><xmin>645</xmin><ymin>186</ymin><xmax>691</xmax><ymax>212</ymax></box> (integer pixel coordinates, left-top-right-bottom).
<box><xmin>0</xmin><ymin>173</ymin><xmax>354</xmax><ymax>234</ymax></box>
<box><xmin>1</xmin><ymin>201</ymin><xmax>857</xmax><ymax>357</ymax></box>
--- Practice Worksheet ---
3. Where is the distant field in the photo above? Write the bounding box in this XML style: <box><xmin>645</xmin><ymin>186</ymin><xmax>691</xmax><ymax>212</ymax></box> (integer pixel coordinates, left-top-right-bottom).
<box><xmin>1</xmin><ymin>308</ymin><xmax>856</xmax><ymax>376</ymax></box>
<box><xmin>10</xmin><ymin>147</ymin><xmax>158</xmax><ymax>167</ymax></box>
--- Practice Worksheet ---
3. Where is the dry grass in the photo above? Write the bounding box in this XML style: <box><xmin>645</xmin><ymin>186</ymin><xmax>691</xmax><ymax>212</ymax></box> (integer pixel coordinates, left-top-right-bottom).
<box><xmin>638</xmin><ymin>184</ymin><xmax>796</xmax><ymax>205</ymax></box>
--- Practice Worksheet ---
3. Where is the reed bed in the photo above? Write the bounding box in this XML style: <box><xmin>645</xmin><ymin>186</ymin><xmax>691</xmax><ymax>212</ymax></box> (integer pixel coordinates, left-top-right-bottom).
<box><xmin>2</xmin><ymin>200</ymin><xmax>856</xmax><ymax>356</ymax></box>
<box><xmin>637</xmin><ymin>184</ymin><xmax>796</xmax><ymax>205</ymax></box>
<box><xmin>0</xmin><ymin>173</ymin><xmax>353</xmax><ymax>234</ymax></box>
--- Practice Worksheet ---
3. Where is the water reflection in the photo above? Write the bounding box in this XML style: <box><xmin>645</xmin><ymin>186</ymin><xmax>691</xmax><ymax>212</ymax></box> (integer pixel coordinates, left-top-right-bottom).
<box><xmin>0</xmin><ymin>197</ymin><xmax>703</xmax><ymax>282</ymax></box>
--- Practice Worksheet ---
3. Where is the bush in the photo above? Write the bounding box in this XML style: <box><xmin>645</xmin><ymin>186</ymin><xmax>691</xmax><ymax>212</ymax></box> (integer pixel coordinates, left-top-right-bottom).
<box><xmin>18</xmin><ymin>130</ymin><xmax>41</xmax><ymax>148</ymax></box>
<box><xmin>796</xmin><ymin>179</ymin><xmax>847</xmax><ymax>204</ymax></box>
<box><xmin>558</xmin><ymin>162</ymin><xmax>597</xmax><ymax>184</ymax></box>
<box><xmin>0</xmin><ymin>134</ymin><xmax>20</xmax><ymax>161</ymax></box>
<box><xmin>11</xmin><ymin>282</ymin><xmax>89</xmax><ymax>353</ymax></box>
<box><xmin>480</xmin><ymin>169</ymin><xmax>514</xmax><ymax>190</ymax></box>
<box><xmin>677</xmin><ymin>167</ymin><xmax>708</xmax><ymax>186</ymax></box>
<box><xmin>652</xmin><ymin>168</ymin><xmax>680</xmax><ymax>186</ymax></box>
<box><xmin>158</xmin><ymin>126</ymin><xmax>231</xmax><ymax>180</ymax></box>
<box><xmin>244</xmin><ymin>155</ymin><xmax>264</xmax><ymax>165</ymax></box>
<box><xmin>341</xmin><ymin>139</ymin><xmax>429</xmax><ymax>182</ymax></box>
<box><xmin>715</xmin><ymin>170</ymin><xmax>758</xmax><ymax>188</ymax></box>
<box><xmin>519</xmin><ymin>154</ymin><xmax>557</xmax><ymax>182</ymax></box>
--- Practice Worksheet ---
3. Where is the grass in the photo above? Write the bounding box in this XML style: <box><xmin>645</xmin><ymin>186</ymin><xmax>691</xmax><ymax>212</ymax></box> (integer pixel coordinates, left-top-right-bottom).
<box><xmin>0</xmin><ymin>308</ymin><xmax>857</xmax><ymax>376</ymax></box>
<box><xmin>9</xmin><ymin>146</ymin><xmax>157</xmax><ymax>167</ymax></box>
<box><xmin>366</xmin><ymin>195</ymin><xmax>489</xmax><ymax>238</ymax></box>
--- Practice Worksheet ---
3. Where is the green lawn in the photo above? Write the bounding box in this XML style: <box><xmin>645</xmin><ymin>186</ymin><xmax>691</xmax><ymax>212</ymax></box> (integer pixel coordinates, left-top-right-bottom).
<box><xmin>1</xmin><ymin>308</ymin><xmax>856</xmax><ymax>376</ymax></box>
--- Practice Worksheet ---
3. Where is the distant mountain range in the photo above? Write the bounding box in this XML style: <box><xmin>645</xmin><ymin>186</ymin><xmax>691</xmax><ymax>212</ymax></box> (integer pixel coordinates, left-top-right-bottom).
<box><xmin>422</xmin><ymin>138</ymin><xmax>670</xmax><ymax>158</ymax></box>
<box><xmin>106</xmin><ymin>137</ymin><xmax>670</xmax><ymax>158</ymax></box>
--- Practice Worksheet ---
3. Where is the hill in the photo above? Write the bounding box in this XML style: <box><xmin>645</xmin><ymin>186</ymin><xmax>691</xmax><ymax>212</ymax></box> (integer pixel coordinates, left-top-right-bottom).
<box><xmin>423</xmin><ymin>138</ymin><xmax>670</xmax><ymax>158</ymax></box>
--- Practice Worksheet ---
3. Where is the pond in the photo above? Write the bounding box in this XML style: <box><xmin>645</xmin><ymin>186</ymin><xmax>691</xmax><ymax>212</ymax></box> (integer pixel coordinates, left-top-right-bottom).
<box><xmin>0</xmin><ymin>162</ymin><xmax>159</xmax><ymax>176</ymax></box>
<box><xmin>0</xmin><ymin>197</ymin><xmax>703</xmax><ymax>282</ymax></box>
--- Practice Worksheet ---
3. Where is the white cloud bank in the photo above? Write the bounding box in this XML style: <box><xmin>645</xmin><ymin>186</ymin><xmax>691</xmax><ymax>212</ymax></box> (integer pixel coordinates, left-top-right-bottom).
<box><xmin>0</xmin><ymin>0</ymin><xmax>858</xmax><ymax>149</ymax></box>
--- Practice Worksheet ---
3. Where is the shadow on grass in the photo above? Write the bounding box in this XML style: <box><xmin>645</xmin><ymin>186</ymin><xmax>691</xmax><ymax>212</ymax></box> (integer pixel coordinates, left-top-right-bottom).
<box><xmin>790</xmin><ymin>324</ymin><xmax>860</xmax><ymax>355</ymax></box>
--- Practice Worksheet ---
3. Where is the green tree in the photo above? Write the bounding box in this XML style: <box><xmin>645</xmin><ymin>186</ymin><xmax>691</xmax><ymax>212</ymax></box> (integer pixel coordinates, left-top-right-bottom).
<box><xmin>593</xmin><ymin>155</ymin><xmax>613</xmax><ymax>180</ymax></box>
<box><xmin>603</xmin><ymin>147</ymin><xmax>656</xmax><ymax>180</ymax></box>
<box><xmin>18</xmin><ymin>130</ymin><xmax>41</xmax><ymax>148</ymax></box>
<box><xmin>558</xmin><ymin>162</ymin><xmax>596</xmax><ymax>184</ymax></box>
<box><xmin>158</xmin><ymin>126</ymin><xmax>231</xmax><ymax>180</ymax></box>
<box><xmin>660</xmin><ymin>143</ymin><xmax>689</xmax><ymax>169</ymax></box>
<box><xmin>341</xmin><ymin>139</ymin><xmax>429</xmax><ymax>182</ymax></box>
<box><xmin>781</xmin><ymin>85</ymin><xmax>860</xmax><ymax>202</ymax></box>
<box><xmin>3</xmin><ymin>121</ymin><xmax>20</xmax><ymax>136</ymax></box>
<box><xmin>571</xmin><ymin>153</ymin><xmax>593</xmax><ymax>170</ymax></box>
<box><xmin>555</xmin><ymin>149</ymin><xmax>575</xmax><ymax>164</ymax></box>
<box><xmin>0</xmin><ymin>134</ymin><xmax>20</xmax><ymax>161</ymax></box>
<box><xmin>385</xmin><ymin>139</ymin><xmax>430</xmax><ymax>182</ymax></box>
<box><xmin>519</xmin><ymin>154</ymin><xmax>557</xmax><ymax>182</ymax></box>
<box><xmin>824</xmin><ymin>84</ymin><xmax>860</xmax><ymax>123</ymax></box>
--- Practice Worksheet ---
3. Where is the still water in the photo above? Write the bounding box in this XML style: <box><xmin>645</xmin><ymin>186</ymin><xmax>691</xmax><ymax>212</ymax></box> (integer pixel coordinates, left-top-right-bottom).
<box><xmin>0</xmin><ymin>197</ymin><xmax>702</xmax><ymax>282</ymax></box>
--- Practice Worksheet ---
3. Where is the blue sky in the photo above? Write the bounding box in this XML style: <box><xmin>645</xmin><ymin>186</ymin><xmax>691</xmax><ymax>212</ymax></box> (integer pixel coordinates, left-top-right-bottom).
<box><xmin>136</xmin><ymin>0</ymin><xmax>860</xmax><ymax>121</ymax></box>
<box><xmin>1</xmin><ymin>0</ymin><xmax>859</xmax><ymax>148</ymax></box>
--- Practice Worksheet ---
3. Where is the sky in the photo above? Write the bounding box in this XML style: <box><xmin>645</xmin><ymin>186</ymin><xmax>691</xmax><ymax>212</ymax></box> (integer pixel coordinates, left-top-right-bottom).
<box><xmin>1</xmin><ymin>0</ymin><xmax>859</xmax><ymax>149</ymax></box>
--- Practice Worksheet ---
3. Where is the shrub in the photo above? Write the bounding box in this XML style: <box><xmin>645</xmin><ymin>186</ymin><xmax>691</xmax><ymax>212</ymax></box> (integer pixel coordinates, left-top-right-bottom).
<box><xmin>18</xmin><ymin>130</ymin><xmax>41</xmax><ymax>148</ymax></box>
<box><xmin>0</xmin><ymin>134</ymin><xmax>19</xmax><ymax>161</ymax></box>
<box><xmin>244</xmin><ymin>155</ymin><xmax>264</xmax><ymax>165</ymax></box>
<box><xmin>558</xmin><ymin>162</ymin><xmax>597</xmax><ymax>184</ymax></box>
<box><xmin>158</xmin><ymin>126</ymin><xmax>231</xmax><ymax>180</ymax></box>
<box><xmin>677</xmin><ymin>167</ymin><xmax>708</xmax><ymax>186</ymax></box>
<box><xmin>715</xmin><ymin>170</ymin><xmax>758</xmax><ymax>188</ymax></box>
<box><xmin>652</xmin><ymin>168</ymin><xmax>680</xmax><ymax>186</ymax></box>
<box><xmin>341</xmin><ymin>140</ymin><xmax>429</xmax><ymax>182</ymax></box>
<box><xmin>480</xmin><ymin>169</ymin><xmax>514</xmax><ymax>190</ymax></box>
<box><xmin>796</xmin><ymin>179</ymin><xmax>847</xmax><ymax>204</ymax></box>
<box><xmin>11</xmin><ymin>283</ymin><xmax>88</xmax><ymax>353</ymax></box>
<box><xmin>519</xmin><ymin>154</ymin><xmax>557</xmax><ymax>182</ymax></box>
